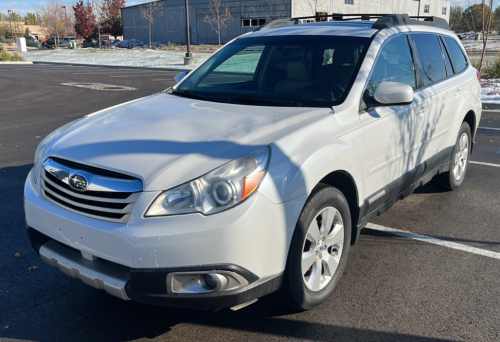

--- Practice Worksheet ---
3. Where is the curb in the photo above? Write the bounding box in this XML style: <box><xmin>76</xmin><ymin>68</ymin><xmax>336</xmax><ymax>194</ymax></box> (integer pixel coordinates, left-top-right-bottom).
<box><xmin>482</xmin><ymin>103</ymin><xmax>500</xmax><ymax>110</ymax></box>
<box><xmin>0</xmin><ymin>61</ymin><xmax>33</xmax><ymax>64</ymax></box>
<box><xmin>31</xmin><ymin>61</ymin><xmax>192</xmax><ymax>72</ymax></box>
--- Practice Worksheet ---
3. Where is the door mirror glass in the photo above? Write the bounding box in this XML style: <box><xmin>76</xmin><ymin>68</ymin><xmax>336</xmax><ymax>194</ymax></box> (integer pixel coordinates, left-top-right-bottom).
<box><xmin>174</xmin><ymin>72</ymin><xmax>187</xmax><ymax>84</ymax></box>
<box><xmin>373</xmin><ymin>81</ymin><xmax>414</xmax><ymax>105</ymax></box>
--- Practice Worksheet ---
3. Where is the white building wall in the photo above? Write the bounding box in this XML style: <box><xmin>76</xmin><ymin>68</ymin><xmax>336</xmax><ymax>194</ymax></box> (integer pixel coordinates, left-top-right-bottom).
<box><xmin>292</xmin><ymin>0</ymin><xmax>450</xmax><ymax>22</ymax></box>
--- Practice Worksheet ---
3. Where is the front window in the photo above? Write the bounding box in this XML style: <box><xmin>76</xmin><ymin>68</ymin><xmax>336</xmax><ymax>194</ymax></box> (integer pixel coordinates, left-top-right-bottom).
<box><xmin>366</xmin><ymin>35</ymin><xmax>416</xmax><ymax>100</ymax></box>
<box><xmin>175</xmin><ymin>35</ymin><xmax>370</xmax><ymax>107</ymax></box>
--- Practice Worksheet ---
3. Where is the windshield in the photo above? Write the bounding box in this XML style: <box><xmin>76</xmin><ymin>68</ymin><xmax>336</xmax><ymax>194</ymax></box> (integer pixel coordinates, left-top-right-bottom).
<box><xmin>175</xmin><ymin>35</ymin><xmax>370</xmax><ymax>107</ymax></box>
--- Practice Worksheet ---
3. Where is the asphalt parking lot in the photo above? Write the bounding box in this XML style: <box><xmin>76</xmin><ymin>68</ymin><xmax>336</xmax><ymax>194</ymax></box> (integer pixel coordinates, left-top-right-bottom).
<box><xmin>1</xmin><ymin>64</ymin><xmax>499</xmax><ymax>342</ymax></box>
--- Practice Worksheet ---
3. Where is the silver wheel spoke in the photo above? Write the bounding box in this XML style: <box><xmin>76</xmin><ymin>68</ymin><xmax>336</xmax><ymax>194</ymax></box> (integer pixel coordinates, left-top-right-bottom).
<box><xmin>322</xmin><ymin>253</ymin><xmax>339</xmax><ymax>277</ymax></box>
<box><xmin>302</xmin><ymin>250</ymin><xmax>316</xmax><ymax>274</ymax></box>
<box><xmin>325</xmin><ymin>223</ymin><xmax>344</xmax><ymax>247</ymax></box>
<box><xmin>320</xmin><ymin>207</ymin><xmax>336</xmax><ymax>237</ymax></box>
<box><xmin>306</xmin><ymin>220</ymin><xmax>320</xmax><ymax>244</ymax></box>
<box><xmin>308</xmin><ymin>259</ymin><xmax>322</xmax><ymax>291</ymax></box>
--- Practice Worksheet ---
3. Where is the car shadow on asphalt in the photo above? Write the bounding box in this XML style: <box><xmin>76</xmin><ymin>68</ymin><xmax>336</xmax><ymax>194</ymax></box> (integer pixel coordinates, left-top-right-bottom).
<box><xmin>1</xmin><ymin>163</ymin><xmax>457</xmax><ymax>342</ymax></box>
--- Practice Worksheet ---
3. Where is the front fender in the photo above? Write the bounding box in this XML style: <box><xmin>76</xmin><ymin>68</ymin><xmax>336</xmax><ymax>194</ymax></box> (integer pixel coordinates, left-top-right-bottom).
<box><xmin>259</xmin><ymin>137</ymin><xmax>365</xmax><ymax>207</ymax></box>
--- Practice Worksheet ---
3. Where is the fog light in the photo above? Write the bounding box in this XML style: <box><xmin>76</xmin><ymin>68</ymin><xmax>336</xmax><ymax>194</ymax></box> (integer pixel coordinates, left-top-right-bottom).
<box><xmin>167</xmin><ymin>271</ymin><xmax>249</xmax><ymax>294</ymax></box>
<box><xmin>204</xmin><ymin>273</ymin><xmax>228</xmax><ymax>291</ymax></box>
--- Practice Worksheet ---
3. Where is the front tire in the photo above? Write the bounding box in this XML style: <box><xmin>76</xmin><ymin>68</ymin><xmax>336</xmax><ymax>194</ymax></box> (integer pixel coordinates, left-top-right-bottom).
<box><xmin>283</xmin><ymin>184</ymin><xmax>351</xmax><ymax>310</ymax></box>
<box><xmin>433</xmin><ymin>122</ymin><xmax>471</xmax><ymax>191</ymax></box>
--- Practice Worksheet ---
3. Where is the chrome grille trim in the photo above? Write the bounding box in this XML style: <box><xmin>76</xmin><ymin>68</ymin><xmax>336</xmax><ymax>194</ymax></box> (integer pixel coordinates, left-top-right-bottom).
<box><xmin>41</xmin><ymin>158</ymin><xmax>143</xmax><ymax>223</ymax></box>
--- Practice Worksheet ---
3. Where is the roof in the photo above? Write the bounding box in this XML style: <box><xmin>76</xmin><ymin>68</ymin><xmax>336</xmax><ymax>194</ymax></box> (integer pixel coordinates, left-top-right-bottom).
<box><xmin>246</xmin><ymin>22</ymin><xmax>378</xmax><ymax>39</ymax></box>
<box><xmin>247</xmin><ymin>14</ymin><xmax>450</xmax><ymax>39</ymax></box>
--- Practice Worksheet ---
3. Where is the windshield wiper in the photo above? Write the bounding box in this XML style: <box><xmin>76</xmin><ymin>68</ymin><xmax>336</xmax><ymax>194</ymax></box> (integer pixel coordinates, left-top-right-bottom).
<box><xmin>171</xmin><ymin>89</ymin><xmax>215</xmax><ymax>102</ymax></box>
<box><xmin>229</xmin><ymin>94</ymin><xmax>302</xmax><ymax>107</ymax></box>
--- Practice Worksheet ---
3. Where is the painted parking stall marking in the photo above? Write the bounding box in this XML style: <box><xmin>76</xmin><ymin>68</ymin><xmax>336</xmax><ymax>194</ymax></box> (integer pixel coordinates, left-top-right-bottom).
<box><xmin>470</xmin><ymin>161</ymin><xmax>500</xmax><ymax>168</ymax></box>
<box><xmin>478</xmin><ymin>127</ymin><xmax>500</xmax><ymax>131</ymax></box>
<box><xmin>61</xmin><ymin>82</ymin><xmax>137</xmax><ymax>91</ymax></box>
<box><xmin>365</xmin><ymin>223</ymin><xmax>500</xmax><ymax>260</ymax></box>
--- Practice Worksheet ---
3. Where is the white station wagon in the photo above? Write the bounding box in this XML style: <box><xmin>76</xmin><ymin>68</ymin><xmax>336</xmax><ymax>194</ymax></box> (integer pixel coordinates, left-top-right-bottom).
<box><xmin>25</xmin><ymin>14</ymin><xmax>481</xmax><ymax>310</ymax></box>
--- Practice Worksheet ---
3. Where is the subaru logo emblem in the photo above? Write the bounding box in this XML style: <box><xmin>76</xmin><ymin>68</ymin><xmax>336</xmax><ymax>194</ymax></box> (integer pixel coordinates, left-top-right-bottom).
<box><xmin>69</xmin><ymin>174</ymin><xmax>88</xmax><ymax>191</ymax></box>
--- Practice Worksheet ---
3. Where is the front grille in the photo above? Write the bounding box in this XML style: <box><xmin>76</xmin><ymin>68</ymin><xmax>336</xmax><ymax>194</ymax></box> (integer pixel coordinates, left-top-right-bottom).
<box><xmin>41</xmin><ymin>158</ymin><xmax>143</xmax><ymax>224</ymax></box>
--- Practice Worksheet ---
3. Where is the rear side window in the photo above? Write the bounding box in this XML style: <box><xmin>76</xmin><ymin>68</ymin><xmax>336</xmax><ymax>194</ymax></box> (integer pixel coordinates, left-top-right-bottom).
<box><xmin>443</xmin><ymin>37</ymin><xmax>468</xmax><ymax>74</ymax></box>
<box><xmin>366</xmin><ymin>35</ymin><xmax>416</xmax><ymax>98</ymax></box>
<box><xmin>412</xmin><ymin>34</ymin><xmax>447</xmax><ymax>87</ymax></box>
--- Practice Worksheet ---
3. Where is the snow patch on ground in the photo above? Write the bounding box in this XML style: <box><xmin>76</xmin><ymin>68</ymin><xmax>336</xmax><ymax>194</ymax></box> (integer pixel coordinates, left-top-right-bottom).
<box><xmin>462</xmin><ymin>35</ymin><xmax>500</xmax><ymax>52</ymax></box>
<box><xmin>20</xmin><ymin>48</ymin><xmax>209</xmax><ymax>69</ymax></box>
<box><xmin>482</xmin><ymin>79</ymin><xmax>500</xmax><ymax>103</ymax></box>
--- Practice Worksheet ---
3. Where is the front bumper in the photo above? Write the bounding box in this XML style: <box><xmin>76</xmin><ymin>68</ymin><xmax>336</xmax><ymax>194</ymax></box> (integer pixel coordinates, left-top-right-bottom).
<box><xmin>32</xmin><ymin>233</ymin><xmax>282</xmax><ymax>308</ymax></box>
<box><xmin>25</xmin><ymin>171</ymin><xmax>305</xmax><ymax>307</ymax></box>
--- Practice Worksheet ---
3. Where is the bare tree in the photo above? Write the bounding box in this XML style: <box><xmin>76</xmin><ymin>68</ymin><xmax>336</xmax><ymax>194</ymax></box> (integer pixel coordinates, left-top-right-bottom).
<box><xmin>300</xmin><ymin>0</ymin><xmax>328</xmax><ymax>17</ymax></box>
<box><xmin>204</xmin><ymin>0</ymin><xmax>232</xmax><ymax>46</ymax></box>
<box><xmin>479</xmin><ymin>0</ymin><xmax>496</xmax><ymax>75</ymax></box>
<box><xmin>38</xmin><ymin>0</ymin><xmax>66</xmax><ymax>47</ymax></box>
<box><xmin>140</xmin><ymin>0</ymin><xmax>164</xmax><ymax>49</ymax></box>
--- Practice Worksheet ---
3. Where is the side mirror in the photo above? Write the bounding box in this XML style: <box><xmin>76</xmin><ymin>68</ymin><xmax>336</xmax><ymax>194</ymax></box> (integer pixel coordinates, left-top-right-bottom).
<box><xmin>373</xmin><ymin>82</ymin><xmax>414</xmax><ymax>105</ymax></box>
<box><xmin>174</xmin><ymin>71</ymin><xmax>187</xmax><ymax>84</ymax></box>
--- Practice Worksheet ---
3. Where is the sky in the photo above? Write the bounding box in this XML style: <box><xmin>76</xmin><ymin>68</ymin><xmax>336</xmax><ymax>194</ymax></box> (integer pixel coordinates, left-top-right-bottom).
<box><xmin>0</xmin><ymin>0</ymin><xmax>489</xmax><ymax>18</ymax></box>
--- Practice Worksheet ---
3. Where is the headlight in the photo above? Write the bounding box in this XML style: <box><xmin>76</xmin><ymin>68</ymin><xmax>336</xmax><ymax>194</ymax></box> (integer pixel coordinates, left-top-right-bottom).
<box><xmin>145</xmin><ymin>147</ymin><xmax>270</xmax><ymax>216</ymax></box>
<box><xmin>32</xmin><ymin>118</ymin><xmax>86</xmax><ymax>185</ymax></box>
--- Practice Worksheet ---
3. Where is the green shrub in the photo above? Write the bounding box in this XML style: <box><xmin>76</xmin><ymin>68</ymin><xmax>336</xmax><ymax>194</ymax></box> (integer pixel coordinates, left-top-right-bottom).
<box><xmin>483</xmin><ymin>56</ymin><xmax>500</xmax><ymax>79</ymax></box>
<box><xmin>59</xmin><ymin>43</ymin><xmax>70</xmax><ymax>48</ymax></box>
<box><xmin>0</xmin><ymin>50</ymin><xmax>25</xmax><ymax>61</ymax></box>
<box><xmin>10</xmin><ymin>52</ymin><xmax>24</xmax><ymax>61</ymax></box>
<box><xmin>0</xmin><ymin>50</ymin><xmax>11</xmax><ymax>61</ymax></box>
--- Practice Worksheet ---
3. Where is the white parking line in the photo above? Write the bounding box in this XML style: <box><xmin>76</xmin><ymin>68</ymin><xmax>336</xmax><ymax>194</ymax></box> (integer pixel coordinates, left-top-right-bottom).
<box><xmin>365</xmin><ymin>223</ymin><xmax>500</xmax><ymax>260</ymax></box>
<box><xmin>470</xmin><ymin>161</ymin><xmax>500</xmax><ymax>168</ymax></box>
<box><xmin>478</xmin><ymin>127</ymin><xmax>500</xmax><ymax>131</ymax></box>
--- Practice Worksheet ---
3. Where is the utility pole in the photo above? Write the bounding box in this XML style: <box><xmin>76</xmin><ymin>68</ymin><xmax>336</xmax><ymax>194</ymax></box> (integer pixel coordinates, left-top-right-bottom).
<box><xmin>184</xmin><ymin>0</ymin><xmax>195</xmax><ymax>65</ymax></box>
<box><xmin>8</xmin><ymin>10</ymin><xmax>13</xmax><ymax>43</ymax></box>
<box><xmin>417</xmin><ymin>0</ymin><xmax>421</xmax><ymax>19</ymax></box>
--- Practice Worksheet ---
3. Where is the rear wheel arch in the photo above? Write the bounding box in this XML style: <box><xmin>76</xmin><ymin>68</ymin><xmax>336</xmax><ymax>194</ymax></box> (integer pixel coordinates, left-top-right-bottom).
<box><xmin>461</xmin><ymin>110</ymin><xmax>476</xmax><ymax>152</ymax></box>
<box><xmin>318</xmin><ymin>171</ymin><xmax>360</xmax><ymax>245</ymax></box>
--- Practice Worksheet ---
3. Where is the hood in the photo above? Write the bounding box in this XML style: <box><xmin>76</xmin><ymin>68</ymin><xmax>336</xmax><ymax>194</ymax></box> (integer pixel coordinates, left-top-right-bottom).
<box><xmin>47</xmin><ymin>93</ymin><xmax>331</xmax><ymax>191</ymax></box>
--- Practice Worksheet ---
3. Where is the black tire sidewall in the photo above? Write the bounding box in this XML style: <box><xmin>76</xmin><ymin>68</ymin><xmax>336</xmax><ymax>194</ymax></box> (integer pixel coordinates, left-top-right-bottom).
<box><xmin>449</xmin><ymin>122</ymin><xmax>472</xmax><ymax>189</ymax></box>
<box><xmin>284</xmin><ymin>185</ymin><xmax>351</xmax><ymax>310</ymax></box>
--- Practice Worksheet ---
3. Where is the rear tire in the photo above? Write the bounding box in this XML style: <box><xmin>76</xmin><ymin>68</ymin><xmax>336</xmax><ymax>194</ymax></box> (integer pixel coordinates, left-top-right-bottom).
<box><xmin>282</xmin><ymin>184</ymin><xmax>351</xmax><ymax>310</ymax></box>
<box><xmin>433</xmin><ymin>122</ymin><xmax>471</xmax><ymax>191</ymax></box>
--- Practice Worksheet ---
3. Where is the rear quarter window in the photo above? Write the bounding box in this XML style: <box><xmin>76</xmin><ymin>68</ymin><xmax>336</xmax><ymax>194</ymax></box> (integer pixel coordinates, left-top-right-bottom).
<box><xmin>443</xmin><ymin>37</ymin><xmax>468</xmax><ymax>74</ymax></box>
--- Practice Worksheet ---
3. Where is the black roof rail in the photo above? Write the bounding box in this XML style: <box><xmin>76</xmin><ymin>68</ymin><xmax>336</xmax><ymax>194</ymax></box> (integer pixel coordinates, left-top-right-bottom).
<box><xmin>255</xmin><ymin>18</ymin><xmax>299</xmax><ymax>31</ymax></box>
<box><xmin>372</xmin><ymin>14</ymin><xmax>450</xmax><ymax>30</ymax></box>
<box><xmin>255</xmin><ymin>13</ymin><xmax>449</xmax><ymax>31</ymax></box>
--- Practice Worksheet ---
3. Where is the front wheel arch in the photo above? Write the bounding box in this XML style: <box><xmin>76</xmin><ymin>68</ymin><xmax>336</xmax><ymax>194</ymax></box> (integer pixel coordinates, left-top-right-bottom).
<box><xmin>319</xmin><ymin>171</ymin><xmax>360</xmax><ymax>245</ymax></box>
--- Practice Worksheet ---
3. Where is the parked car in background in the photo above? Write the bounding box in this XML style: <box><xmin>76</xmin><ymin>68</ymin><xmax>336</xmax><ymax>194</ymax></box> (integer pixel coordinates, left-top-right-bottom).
<box><xmin>44</xmin><ymin>37</ymin><xmax>56</xmax><ymax>47</ymax></box>
<box><xmin>24</xmin><ymin>34</ymin><xmax>40</xmax><ymax>47</ymax></box>
<box><xmin>25</xmin><ymin>14</ymin><xmax>481</xmax><ymax>312</ymax></box>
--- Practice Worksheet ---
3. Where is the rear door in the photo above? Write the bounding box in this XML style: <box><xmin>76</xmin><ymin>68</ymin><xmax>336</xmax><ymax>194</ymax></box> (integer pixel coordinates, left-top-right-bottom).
<box><xmin>409</xmin><ymin>34</ymin><xmax>462</xmax><ymax>166</ymax></box>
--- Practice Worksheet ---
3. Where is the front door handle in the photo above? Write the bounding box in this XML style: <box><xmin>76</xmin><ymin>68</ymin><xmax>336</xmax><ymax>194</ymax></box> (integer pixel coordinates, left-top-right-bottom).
<box><xmin>415</xmin><ymin>106</ymin><xmax>427</xmax><ymax>115</ymax></box>
<box><xmin>454</xmin><ymin>88</ymin><xmax>461</xmax><ymax>96</ymax></box>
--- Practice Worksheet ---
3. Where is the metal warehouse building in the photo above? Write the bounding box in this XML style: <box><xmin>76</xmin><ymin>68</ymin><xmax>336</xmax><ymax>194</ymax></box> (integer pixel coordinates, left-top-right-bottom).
<box><xmin>122</xmin><ymin>0</ymin><xmax>451</xmax><ymax>45</ymax></box>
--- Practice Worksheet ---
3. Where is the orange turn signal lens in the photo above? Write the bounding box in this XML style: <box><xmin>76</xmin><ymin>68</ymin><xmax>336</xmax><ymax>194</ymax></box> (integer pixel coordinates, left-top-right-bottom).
<box><xmin>241</xmin><ymin>170</ymin><xmax>265</xmax><ymax>200</ymax></box>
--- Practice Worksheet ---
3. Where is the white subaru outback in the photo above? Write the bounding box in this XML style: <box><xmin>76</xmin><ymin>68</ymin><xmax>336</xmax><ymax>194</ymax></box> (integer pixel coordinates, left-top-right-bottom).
<box><xmin>24</xmin><ymin>14</ymin><xmax>481</xmax><ymax>310</ymax></box>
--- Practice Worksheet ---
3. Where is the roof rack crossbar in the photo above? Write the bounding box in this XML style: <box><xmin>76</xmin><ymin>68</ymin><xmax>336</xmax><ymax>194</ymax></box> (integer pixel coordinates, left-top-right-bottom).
<box><xmin>256</xmin><ymin>13</ymin><xmax>450</xmax><ymax>32</ymax></box>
